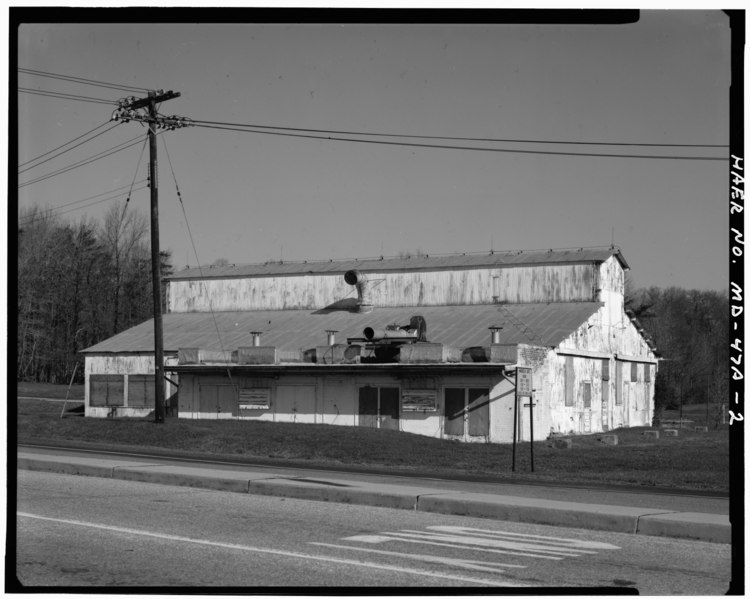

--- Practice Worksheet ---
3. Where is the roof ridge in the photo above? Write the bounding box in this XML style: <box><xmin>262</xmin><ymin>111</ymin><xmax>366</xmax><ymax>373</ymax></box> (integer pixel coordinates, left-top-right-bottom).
<box><xmin>171</xmin><ymin>246</ymin><xmax>623</xmax><ymax>278</ymax></box>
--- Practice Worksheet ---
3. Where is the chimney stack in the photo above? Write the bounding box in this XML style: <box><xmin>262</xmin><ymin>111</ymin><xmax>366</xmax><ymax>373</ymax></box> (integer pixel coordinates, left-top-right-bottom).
<box><xmin>250</xmin><ymin>331</ymin><xmax>263</xmax><ymax>347</ymax></box>
<box><xmin>489</xmin><ymin>325</ymin><xmax>503</xmax><ymax>345</ymax></box>
<box><xmin>326</xmin><ymin>330</ymin><xmax>338</xmax><ymax>346</ymax></box>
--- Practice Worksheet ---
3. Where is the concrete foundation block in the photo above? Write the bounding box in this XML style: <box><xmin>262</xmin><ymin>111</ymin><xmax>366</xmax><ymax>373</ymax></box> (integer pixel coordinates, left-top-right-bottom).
<box><xmin>663</xmin><ymin>429</ymin><xmax>679</xmax><ymax>437</ymax></box>
<box><xmin>553</xmin><ymin>438</ymin><xmax>573</xmax><ymax>449</ymax></box>
<box><xmin>643</xmin><ymin>430</ymin><xmax>660</xmax><ymax>439</ymax></box>
<box><xmin>600</xmin><ymin>434</ymin><xmax>618</xmax><ymax>445</ymax></box>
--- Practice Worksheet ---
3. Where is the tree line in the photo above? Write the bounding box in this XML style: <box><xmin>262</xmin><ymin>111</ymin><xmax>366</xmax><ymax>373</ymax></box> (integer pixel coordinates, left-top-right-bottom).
<box><xmin>17</xmin><ymin>205</ymin><xmax>173</xmax><ymax>384</ymax></box>
<box><xmin>626</xmin><ymin>279</ymin><xmax>729</xmax><ymax>415</ymax></box>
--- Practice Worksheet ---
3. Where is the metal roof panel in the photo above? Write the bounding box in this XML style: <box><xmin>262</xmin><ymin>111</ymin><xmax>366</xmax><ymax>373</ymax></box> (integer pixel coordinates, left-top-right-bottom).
<box><xmin>82</xmin><ymin>302</ymin><xmax>603</xmax><ymax>354</ymax></box>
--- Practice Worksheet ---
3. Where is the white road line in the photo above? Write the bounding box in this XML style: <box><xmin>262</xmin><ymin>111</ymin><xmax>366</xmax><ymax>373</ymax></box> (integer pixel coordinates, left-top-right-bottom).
<box><xmin>17</xmin><ymin>512</ymin><xmax>522</xmax><ymax>587</ymax></box>
<box><xmin>342</xmin><ymin>533</ymin><xmax>564</xmax><ymax>560</ymax></box>
<box><xmin>391</xmin><ymin>530</ymin><xmax>586</xmax><ymax>557</ymax></box>
<box><xmin>427</xmin><ymin>526</ymin><xmax>622</xmax><ymax>550</ymax></box>
<box><xmin>310</xmin><ymin>542</ymin><xmax>527</xmax><ymax>575</ymax></box>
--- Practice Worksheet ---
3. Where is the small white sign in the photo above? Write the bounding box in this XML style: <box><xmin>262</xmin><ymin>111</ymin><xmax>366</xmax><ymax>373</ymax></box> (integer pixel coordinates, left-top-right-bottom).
<box><xmin>517</xmin><ymin>367</ymin><xmax>533</xmax><ymax>397</ymax></box>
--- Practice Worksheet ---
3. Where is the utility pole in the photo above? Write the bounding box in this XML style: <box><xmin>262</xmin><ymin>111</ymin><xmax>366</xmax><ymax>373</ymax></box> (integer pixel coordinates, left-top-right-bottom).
<box><xmin>112</xmin><ymin>90</ymin><xmax>188</xmax><ymax>424</ymax></box>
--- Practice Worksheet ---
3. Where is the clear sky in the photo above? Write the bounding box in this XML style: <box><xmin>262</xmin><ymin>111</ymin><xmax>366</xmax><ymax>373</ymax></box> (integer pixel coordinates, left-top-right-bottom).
<box><xmin>16</xmin><ymin>10</ymin><xmax>732</xmax><ymax>291</ymax></box>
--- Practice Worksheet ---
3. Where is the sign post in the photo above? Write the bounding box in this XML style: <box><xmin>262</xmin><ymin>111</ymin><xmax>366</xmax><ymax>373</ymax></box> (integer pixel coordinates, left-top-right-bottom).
<box><xmin>516</xmin><ymin>367</ymin><xmax>534</xmax><ymax>472</ymax></box>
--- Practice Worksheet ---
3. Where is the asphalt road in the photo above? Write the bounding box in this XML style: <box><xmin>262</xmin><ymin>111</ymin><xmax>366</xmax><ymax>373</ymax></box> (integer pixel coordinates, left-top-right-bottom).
<box><xmin>15</xmin><ymin>470</ymin><xmax>731</xmax><ymax>592</ymax></box>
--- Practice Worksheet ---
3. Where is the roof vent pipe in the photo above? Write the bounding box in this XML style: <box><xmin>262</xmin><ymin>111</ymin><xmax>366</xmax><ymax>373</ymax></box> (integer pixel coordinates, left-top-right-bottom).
<box><xmin>326</xmin><ymin>330</ymin><xmax>337</xmax><ymax>346</ymax></box>
<box><xmin>250</xmin><ymin>331</ymin><xmax>263</xmax><ymax>347</ymax></box>
<box><xmin>489</xmin><ymin>325</ymin><xmax>503</xmax><ymax>345</ymax></box>
<box><xmin>344</xmin><ymin>270</ymin><xmax>373</xmax><ymax>313</ymax></box>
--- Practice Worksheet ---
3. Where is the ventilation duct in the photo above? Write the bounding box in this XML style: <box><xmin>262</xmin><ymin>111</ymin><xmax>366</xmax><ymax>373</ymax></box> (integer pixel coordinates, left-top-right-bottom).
<box><xmin>344</xmin><ymin>269</ymin><xmax>373</xmax><ymax>313</ymax></box>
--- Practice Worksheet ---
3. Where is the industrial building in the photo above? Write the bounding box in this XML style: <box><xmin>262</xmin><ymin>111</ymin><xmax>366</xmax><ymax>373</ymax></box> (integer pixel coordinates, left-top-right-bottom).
<box><xmin>81</xmin><ymin>247</ymin><xmax>659</xmax><ymax>443</ymax></box>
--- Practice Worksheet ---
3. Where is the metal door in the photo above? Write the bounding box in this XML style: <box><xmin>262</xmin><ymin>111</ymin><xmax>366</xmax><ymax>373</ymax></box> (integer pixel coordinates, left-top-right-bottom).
<box><xmin>444</xmin><ymin>388</ymin><xmax>465</xmax><ymax>436</ymax></box>
<box><xmin>467</xmin><ymin>388</ymin><xmax>490</xmax><ymax>437</ymax></box>
<box><xmin>275</xmin><ymin>385</ymin><xmax>316</xmax><ymax>423</ymax></box>
<box><xmin>358</xmin><ymin>386</ymin><xmax>378</xmax><ymax>428</ymax></box>
<box><xmin>199</xmin><ymin>384</ymin><xmax>238</xmax><ymax>417</ymax></box>
<box><xmin>379</xmin><ymin>388</ymin><xmax>400</xmax><ymax>430</ymax></box>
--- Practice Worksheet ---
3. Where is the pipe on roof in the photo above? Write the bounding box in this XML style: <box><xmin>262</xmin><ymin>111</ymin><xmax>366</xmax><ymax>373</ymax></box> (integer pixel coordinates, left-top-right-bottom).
<box><xmin>344</xmin><ymin>270</ymin><xmax>373</xmax><ymax>313</ymax></box>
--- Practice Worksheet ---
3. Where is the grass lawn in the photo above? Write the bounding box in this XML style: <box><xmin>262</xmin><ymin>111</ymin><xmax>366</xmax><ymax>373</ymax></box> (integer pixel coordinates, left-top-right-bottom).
<box><xmin>15</xmin><ymin>383</ymin><xmax>730</xmax><ymax>492</ymax></box>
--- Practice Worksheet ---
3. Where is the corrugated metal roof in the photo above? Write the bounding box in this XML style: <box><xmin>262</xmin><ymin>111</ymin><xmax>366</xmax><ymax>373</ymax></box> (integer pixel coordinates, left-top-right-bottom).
<box><xmin>168</xmin><ymin>247</ymin><xmax>628</xmax><ymax>281</ymax></box>
<box><xmin>82</xmin><ymin>302</ymin><xmax>603</xmax><ymax>354</ymax></box>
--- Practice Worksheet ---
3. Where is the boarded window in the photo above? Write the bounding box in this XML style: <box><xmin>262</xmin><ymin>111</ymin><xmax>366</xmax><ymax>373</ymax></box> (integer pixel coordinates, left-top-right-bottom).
<box><xmin>583</xmin><ymin>382</ymin><xmax>592</xmax><ymax>409</ymax></box>
<box><xmin>601</xmin><ymin>359</ymin><xmax>610</xmax><ymax>381</ymax></box>
<box><xmin>128</xmin><ymin>374</ymin><xmax>156</xmax><ymax>407</ymax></box>
<box><xmin>631</xmin><ymin>362</ymin><xmax>638</xmax><ymax>382</ymax></box>
<box><xmin>565</xmin><ymin>356</ymin><xmax>575</xmax><ymax>407</ymax></box>
<box><xmin>89</xmin><ymin>374</ymin><xmax>124</xmax><ymax>407</ymax></box>
<box><xmin>644</xmin><ymin>365</ymin><xmax>652</xmax><ymax>383</ymax></box>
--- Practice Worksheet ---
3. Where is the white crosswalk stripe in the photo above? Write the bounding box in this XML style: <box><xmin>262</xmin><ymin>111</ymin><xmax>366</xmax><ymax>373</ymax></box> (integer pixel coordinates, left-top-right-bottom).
<box><xmin>333</xmin><ymin>524</ymin><xmax>621</xmax><ymax>573</ymax></box>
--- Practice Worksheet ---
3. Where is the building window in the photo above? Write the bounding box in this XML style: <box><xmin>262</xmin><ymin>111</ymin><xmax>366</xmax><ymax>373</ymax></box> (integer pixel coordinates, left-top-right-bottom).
<box><xmin>89</xmin><ymin>374</ymin><xmax>124</xmax><ymax>407</ymax></box>
<box><xmin>444</xmin><ymin>388</ymin><xmax>489</xmax><ymax>437</ymax></box>
<box><xmin>631</xmin><ymin>362</ymin><xmax>638</xmax><ymax>382</ymax></box>
<box><xmin>565</xmin><ymin>356</ymin><xmax>575</xmax><ymax>407</ymax></box>
<box><xmin>601</xmin><ymin>359</ymin><xmax>610</xmax><ymax>381</ymax></box>
<box><xmin>644</xmin><ymin>364</ymin><xmax>651</xmax><ymax>383</ymax></box>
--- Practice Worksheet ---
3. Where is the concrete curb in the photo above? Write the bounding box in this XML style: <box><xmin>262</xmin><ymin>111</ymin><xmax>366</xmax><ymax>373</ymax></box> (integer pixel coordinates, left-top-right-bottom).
<box><xmin>17</xmin><ymin>457</ymin><xmax>730</xmax><ymax>544</ymax></box>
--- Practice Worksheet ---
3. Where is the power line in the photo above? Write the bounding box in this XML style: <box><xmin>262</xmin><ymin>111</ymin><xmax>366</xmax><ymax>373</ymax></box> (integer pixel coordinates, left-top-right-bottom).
<box><xmin>18</xmin><ymin>134</ymin><xmax>151</xmax><ymax>188</ymax></box>
<box><xmin>19</xmin><ymin>184</ymin><xmax>149</xmax><ymax>226</ymax></box>
<box><xmin>19</xmin><ymin>87</ymin><xmax>117</xmax><ymax>105</ymax></box>
<box><xmin>18</xmin><ymin>122</ymin><xmax>122</xmax><ymax>174</ymax></box>
<box><xmin>190</xmin><ymin>118</ymin><xmax>728</xmax><ymax>149</ymax></box>
<box><xmin>18</xmin><ymin>179</ymin><xmax>149</xmax><ymax>225</ymax></box>
<box><xmin>18</xmin><ymin>67</ymin><xmax>149</xmax><ymax>94</ymax></box>
<box><xmin>19</xmin><ymin>121</ymin><xmax>115</xmax><ymax>168</ymax></box>
<box><xmin>193</xmin><ymin>122</ymin><xmax>729</xmax><ymax>162</ymax></box>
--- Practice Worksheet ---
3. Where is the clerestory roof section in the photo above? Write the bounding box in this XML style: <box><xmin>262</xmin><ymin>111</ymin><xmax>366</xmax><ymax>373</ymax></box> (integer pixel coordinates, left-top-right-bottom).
<box><xmin>81</xmin><ymin>302</ymin><xmax>603</xmax><ymax>355</ymax></box>
<box><xmin>167</xmin><ymin>247</ymin><xmax>628</xmax><ymax>281</ymax></box>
